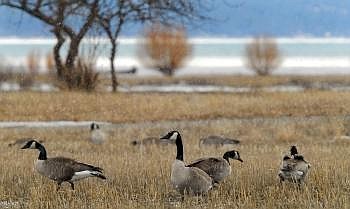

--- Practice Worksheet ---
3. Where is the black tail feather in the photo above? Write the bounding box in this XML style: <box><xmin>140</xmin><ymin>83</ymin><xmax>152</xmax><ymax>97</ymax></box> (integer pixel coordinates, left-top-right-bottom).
<box><xmin>91</xmin><ymin>172</ymin><xmax>107</xmax><ymax>180</ymax></box>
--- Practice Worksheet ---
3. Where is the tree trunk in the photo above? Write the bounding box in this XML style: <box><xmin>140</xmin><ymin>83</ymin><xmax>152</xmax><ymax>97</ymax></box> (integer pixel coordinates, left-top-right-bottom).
<box><xmin>65</xmin><ymin>37</ymin><xmax>80</xmax><ymax>71</ymax></box>
<box><xmin>52</xmin><ymin>30</ymin><xmax>65</xmax><ymax>79</ymax></box>
<box><xmin>110</xmin><ymin>39</ymin><xmax>118</xmax><ymax>92</ymax></box>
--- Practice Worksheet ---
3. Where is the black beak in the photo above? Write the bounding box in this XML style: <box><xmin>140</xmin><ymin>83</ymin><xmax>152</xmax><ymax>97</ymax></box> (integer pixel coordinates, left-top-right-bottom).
<box><xmin>238</xmin><ymin>158</ymin><xmax>243</xmax><ymax>163</ymax></box>
<box><xmin>160</xmin><ymin>134</ymin><xmax>169</xmax><ymax>140</ymax></box>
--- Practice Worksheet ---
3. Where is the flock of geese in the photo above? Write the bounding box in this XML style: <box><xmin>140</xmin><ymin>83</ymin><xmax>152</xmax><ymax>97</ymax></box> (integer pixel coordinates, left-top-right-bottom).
<box><xmin>16</xmin><ymin>123</ymin><xmax>311</xmax><ymax>196</ymax></box>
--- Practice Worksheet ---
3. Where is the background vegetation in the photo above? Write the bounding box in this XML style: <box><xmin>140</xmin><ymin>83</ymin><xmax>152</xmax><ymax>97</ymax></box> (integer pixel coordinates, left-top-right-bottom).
<box><xmin>0</xmin><ymin>91</ymin><xmax>349</xmax><ymax>208</ymax></box>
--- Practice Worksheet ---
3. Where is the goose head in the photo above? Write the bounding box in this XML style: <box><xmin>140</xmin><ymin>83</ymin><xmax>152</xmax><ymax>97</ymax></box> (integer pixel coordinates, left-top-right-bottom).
<box><xmin>21</xmin><ymin>139</ymin><xmax>42</xmax><ymax>149</ymax></box>
<box><xmin>90</xmin><ymin>123</ymin><xmax>100</xmax><ymax>131</ymax></box>
<box><xmin>161</xmin><ymin>131</ymin><xmax>183</xmax><ymax>161</ymax></box>
<box><xmin>290</xmin><ymin>145</ymin><xmax>298</xmax><ymax>156</ymax></box>
<box><xmin>160</xmin><ymin>131</ymin><xmax>180</xmax><ymax>141</ymax></box>
<box><xmin>223</xmin><ymin>150</ymin><xmax>243</xmax><ymax>162</ymax></box>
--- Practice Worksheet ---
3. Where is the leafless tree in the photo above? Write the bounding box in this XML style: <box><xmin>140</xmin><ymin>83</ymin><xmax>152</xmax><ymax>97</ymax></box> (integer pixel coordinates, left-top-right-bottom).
<box><xmin>97</xmin><ymin>0</ymin><xmax>209</xmax><ymax>91</ymax></box>
<box><xmin>0</xmin><ymin>0</ymin><xmax>99</xmax><ymax>88</ymax></box>
<box><xmin>1</xmin><ymin>0</ymin><xmax>212</xmax><ymax>91</ymax></box>
<box><xmin>245</xmin><ymin>36</ymin><xmax>282</xmax><ymax>76</ymax></box>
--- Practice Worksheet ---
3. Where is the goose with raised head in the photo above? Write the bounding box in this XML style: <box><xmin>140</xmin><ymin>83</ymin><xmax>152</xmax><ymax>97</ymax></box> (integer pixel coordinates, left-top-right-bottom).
<box><xmin>160</xmin><ymin>131</ymin><xmax>213</xmax><ymax>196</ymax></box>
<box><xmin>278</xmin><ymin>146</ymin><xmax>311</xmax><ymax>184</ymax></box>
<box><xmin>89</xmin><ymin>122</ymin><xmax>106</xmax><ymax>144</ymax></box>
<box><xmin>187</xmin><ymin>150</ymin><xmax>243</xmax><ymax>184</ymax></box>
<box><xmin>21</xmin><ymin>140</ymin><xmax>106</xmax><ymax>191</ymax></box>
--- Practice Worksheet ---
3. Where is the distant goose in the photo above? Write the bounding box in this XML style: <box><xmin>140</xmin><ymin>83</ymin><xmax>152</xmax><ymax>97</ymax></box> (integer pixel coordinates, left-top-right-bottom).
<box><xmin>89</xmin><ymin>122</ymin><xmax>106</xmax><ymax>144</ymax></box>
<box><xmin>199</xmin><ymin>135</ymin><xmax>240</xmax><ymax>148</ymax></box>
<box><xmin>21</xmin><ymin>140</ymin><xmax>106</xmax><ymax>191</ymax></box>
<box><xmin>187</xmin><ymin>150</ymin><xmax>243</xmax><ymax>184</ymax></box>
<box><xmin>278</xmin><ymin>146</ymin><xmax>311</xmax><ymax>184</ymax></box>
<box><xmin>131</xmin><ymin>136</ymin><xmax>175</xmax><ymax>146</ymax></box>
<box><xmin>8</xmin><ymin>138</ymin><xmax>44</xmax><ymax>147</ymax></box>
<box><xmin>160</xmin><ymin>131</ymin><xmax>213</xmax><ymax>195</ymax></box>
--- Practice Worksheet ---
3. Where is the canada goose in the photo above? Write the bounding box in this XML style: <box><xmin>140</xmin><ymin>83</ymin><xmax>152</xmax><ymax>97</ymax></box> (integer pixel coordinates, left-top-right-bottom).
<box><xmin>21</xmin><ymin>140</ymin><xmax>106</xmax><ymax>191</ymax></box>
<box><xmin>160</xmin><ymin>131</ymin><xmax>213</xmax><ymax>196</ymax></box>
<box><xmin>199</xmin><ymin>135</ymin><xmax>240</xmax><ymax>148</ymax></box>
<box><xmin>187</xmin><ymin>150</ymin><xmax>243</xmax><ymax>184</ymax></box>
<box><xmin>89</xmin><ymin>122</ymin><xmax>106</xmax><ymax>144</ymax></box>
<box><xmin>278</xmin><ymin>146</ymin><xmax>311</xmax><ymax>184</ymax></box>
<box><xmin>8</xmin><ymin>138</ymin><xmax>44</xmax><ymax>147</ymax></box>
<box><xmin>131</xmin><ymin>136</ymin><xmax>175</xmax><ymax>146</ymax></box>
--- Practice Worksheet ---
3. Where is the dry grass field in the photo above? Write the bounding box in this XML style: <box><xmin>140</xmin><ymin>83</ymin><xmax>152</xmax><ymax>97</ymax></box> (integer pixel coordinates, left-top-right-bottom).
<box><xmin>0</xmin><ymin>90</ymin><xmax>350</xmax><ymax>208</ymax></box>
<box><xmin>0</xmin><ymin>91</ymin><xmax>350</xmax><ymax>122</ymax></box>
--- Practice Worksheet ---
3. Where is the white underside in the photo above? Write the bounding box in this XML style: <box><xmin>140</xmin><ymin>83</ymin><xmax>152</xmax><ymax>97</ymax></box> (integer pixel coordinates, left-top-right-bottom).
<box><xmin>90</xmin><ymin>130</ymin><xmax>106</xmax><ymax>144</ymax></box>
<box><xmin>70</xmin><ymin>170</ymin><xmax>100</xmax><ymax>182</ymax></box>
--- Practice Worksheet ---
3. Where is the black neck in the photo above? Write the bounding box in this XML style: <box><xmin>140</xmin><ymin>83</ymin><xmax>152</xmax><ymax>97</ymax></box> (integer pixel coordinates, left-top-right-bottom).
<box><xmin>175</xmin><ymin>134</ymin><xmax>184</xmax><ymax>161</ymax></box>
<box><xmin>223</xmin><ymin>152</ymin><xmax>231</xmax><ymax>164</ymax></box>
<box><xmin>37</xmin><ymin>143</ymin><xmax>47</xmax><ymax>160</ymax></box>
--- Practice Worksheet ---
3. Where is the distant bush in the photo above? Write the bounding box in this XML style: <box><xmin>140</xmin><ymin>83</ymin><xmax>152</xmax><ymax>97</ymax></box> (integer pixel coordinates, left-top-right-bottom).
<box><xmin>245</xmin><ymin>36</ymin><xmax>282</xmax><ymax>76</ymax></box>
<box><xmin>45</xmin><ymin>52</ymin><xmax>56</xmax><ymax>73</ymax></box>
<box><xmin>0</xmin><ymin>69</ymin><xmax>13</xmax><ymax>83</ymax></box>
<box><xmin>62</xmin><ymin>58</ymin><xmax>99</xmax><ymax>91</ymax></box>
<box><xmin>138</xmin><ymin>24</ymin><xmax>191</xmax><ymax>76</ymax></box>
<box><xmin>0</xmin><ymin>58</ymin><xmax>13</xmax><ymax>83</ymax></box>
<box><xmin>17</xmin><ymin>50</ymin><xmax>40</xmax><ymax>88</ymax></box>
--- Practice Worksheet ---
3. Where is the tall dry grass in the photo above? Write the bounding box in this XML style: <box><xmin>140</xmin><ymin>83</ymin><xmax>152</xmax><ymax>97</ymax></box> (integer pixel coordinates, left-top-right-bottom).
<box><xmin>0</xmin><ymin>91</ymin><xmax>350</xmax><ymax>122</ymax></box>
<box><xmin>0</xmin><ymin>116</ymin><xmax>349</xmax><ymax>208</ymax></box>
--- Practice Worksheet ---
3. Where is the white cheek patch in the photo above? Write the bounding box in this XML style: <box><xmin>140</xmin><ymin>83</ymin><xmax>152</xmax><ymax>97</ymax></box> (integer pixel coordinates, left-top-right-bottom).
<box><xmin>170</xmin><ymin>132</ymin><xmax>178</xmax><ymax>140</ymax></box>
<box><xmin>29</xmin><ymin>143</ymin><xmax>36</xmax><ymax>149</ymax></box>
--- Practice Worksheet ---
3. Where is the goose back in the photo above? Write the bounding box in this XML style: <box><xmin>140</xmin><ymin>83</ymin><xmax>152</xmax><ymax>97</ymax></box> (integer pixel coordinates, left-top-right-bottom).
<box><xmin>279</xmin><ymin>156</ymin><xmax>310</xmax><ymax>182</ymax></box>
<box><xmin>35</xmin><ymin>157</ymin><xmax>103</xmax><ymax>182</ymax></box>
<box><xmin>187</xmin><ymin>157</ymin><xmax>230</xmax><ymax>183</ymax></box>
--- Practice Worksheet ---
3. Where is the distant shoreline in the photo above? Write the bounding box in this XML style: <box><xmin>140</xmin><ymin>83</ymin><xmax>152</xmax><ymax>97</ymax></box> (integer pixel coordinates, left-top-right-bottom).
<box><xmin>1</xmin><ymin>37</ymin><xmax>350</xmax><ymax>44</ymax></box>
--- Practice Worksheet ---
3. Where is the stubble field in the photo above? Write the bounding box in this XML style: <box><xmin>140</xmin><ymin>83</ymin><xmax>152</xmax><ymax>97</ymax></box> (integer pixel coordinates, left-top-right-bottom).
<box><xmin>0</xmin><ymin>90</ymin><xmax>350</xmax><ymax>208</ymax></box>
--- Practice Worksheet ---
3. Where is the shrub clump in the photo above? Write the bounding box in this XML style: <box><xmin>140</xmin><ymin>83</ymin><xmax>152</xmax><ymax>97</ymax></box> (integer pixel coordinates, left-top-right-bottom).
<box><xmin>138</xmin><ymin>24</ymin><xmax>191</xmax><ymax>76</ymax></box>
<box><xmin>245</xmin><ymin>36</ymin><xmax>282</xmax><ymax>76</ymax></box>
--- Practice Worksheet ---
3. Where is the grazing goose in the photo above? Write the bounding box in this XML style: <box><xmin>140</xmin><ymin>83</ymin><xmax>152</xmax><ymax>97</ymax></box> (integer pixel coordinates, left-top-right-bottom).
<box><xmin>278</xmin><ymin>146</ymin><xmax>311</xmax><ymax>184</ymax></box>
<box><xmin>131</xmin><ymin>136</ymin><xmax>175</xmax><ymax>146</ymax></box>
<box><xmin>160</xmin><ymin>131</ymin><xmax>213</xmax><ymax>196</ymax></box>
<box><xmin>89</xmin><ymin>122</ymin><xmax>106</xmax><ymax>144</ymax></box>
<box><xmin>21</xmin><ymin>140</ymin><xmax>106</xmax><ymax>191</ymax></box>
<box><xmin>199</xmin><ymin>135</ymin><xmax>240</xmax><ymax>148</ymax></box>
<box><xmin>187</xmin><ymin>150</ymin><xmax>243</xmax><ymax>184</ymax></box>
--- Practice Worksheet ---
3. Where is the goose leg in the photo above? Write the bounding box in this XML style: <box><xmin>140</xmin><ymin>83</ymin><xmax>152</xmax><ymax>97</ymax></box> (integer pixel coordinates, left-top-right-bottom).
<box><xmin>69</xmin><ymin>182</ymin><xmax>75</xmax><ymax>190</ymax></box>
